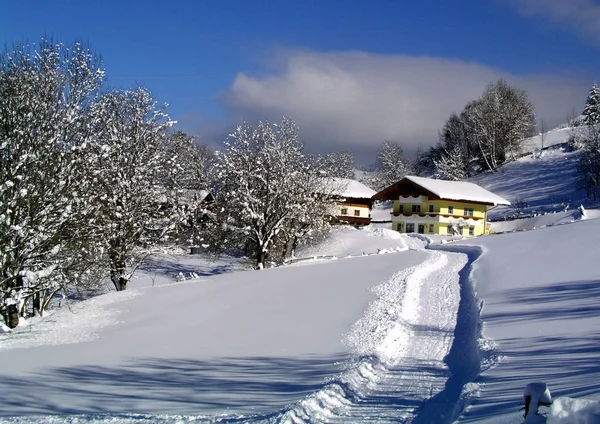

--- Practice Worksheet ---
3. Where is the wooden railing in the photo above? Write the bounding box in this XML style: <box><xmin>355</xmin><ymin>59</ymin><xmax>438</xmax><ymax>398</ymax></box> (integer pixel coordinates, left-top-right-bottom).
<box><xmin>391</xmin><ymin>211</ymin><xmax>483</xmax><ymax>220</ymax></box>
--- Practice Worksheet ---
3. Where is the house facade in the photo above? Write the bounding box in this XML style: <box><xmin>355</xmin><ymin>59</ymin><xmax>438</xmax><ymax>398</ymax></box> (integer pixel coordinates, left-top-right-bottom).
<box><xmin>372</xmin><ymin>176</ymin><xmax>510</xmax><ymax>237</ymax></box>
<box><xmin>321</xmin><ymin>177</ymin><xmax>377</xmax><ymax>226</ymax></box>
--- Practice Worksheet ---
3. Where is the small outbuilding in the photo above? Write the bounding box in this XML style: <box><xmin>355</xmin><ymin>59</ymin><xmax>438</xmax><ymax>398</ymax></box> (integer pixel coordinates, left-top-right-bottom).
<box><xmin>320</xmin><ymin>177</ymin><xmax>377</xmax><ymax>226</ymax></box>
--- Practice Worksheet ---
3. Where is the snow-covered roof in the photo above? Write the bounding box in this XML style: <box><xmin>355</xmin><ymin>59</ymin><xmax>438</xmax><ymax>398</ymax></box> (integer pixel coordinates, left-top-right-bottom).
<box><xmin>323</xmin><ymin>177</ymin><xmax>377</xmax><ymax>199</ymax></box>
<box><xmin>375</xmin><ymin>175</ymin><xmax>511</xmax><ymax>206</ymax></box>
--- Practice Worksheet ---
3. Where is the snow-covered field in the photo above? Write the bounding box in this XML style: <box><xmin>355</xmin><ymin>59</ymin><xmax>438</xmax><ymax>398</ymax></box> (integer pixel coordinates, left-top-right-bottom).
<box><xmin>1</xmin><ymin>132</ymin><xmax>600</xmax><ymax>423</ymax></box>
<box><xmin>455</xmin><ymin>219</ymin><xmax>600</xmax><ymax>424</ymax></box>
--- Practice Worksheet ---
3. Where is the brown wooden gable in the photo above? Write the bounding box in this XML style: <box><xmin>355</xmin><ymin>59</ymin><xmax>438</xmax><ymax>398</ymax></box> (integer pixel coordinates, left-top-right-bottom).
<box><xmin>372</xmin><ymin>178</ymin><xmax>431</xmax><ymax>200</ymax></box>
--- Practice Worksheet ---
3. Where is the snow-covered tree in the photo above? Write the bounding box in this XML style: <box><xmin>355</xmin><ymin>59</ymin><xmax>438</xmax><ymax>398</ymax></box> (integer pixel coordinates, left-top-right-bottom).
<box><xmin>431</xmin><ymin>112</ymin><xmax>478</xmax><ymax>180</ymax></box>
<box><xmin>433</xmin><ymin>145</ymin><xmax>469</xmax><ymax>181</ymax></box>
<box><xmin>162</xmin><ymin>130</ymin><xmax>214</xmax><ymax>191</ymax></box>
<box><xmin>82</xmin><ymin>88</ymin><xmax>177</xmax><ymax>291</ymax></box>
<box><xmin>574</xmin><ymin>83</ymin><xmax>600</xmax><ymax>201</ymax></box>
<box><xmin>424</xmin><ymin>80</ymin><xmax>535</xmax><ymax>177</ymax></box>
<box><xmin>0</xmin><ymin>40</ymin><xmax>104</xmax><ymax>327</ymax></box>
<box><xmin>465</xmin><ymin>80</ymin><xmax>535</xmax><ymax>171</ymax></box>
<box><xmin>316</xmin><ymin>151</ymin><xmax>355</xmax><ymax>179</ymax></box>
<box><xmin>374</xmin><ymin>140</ymin><xmax>412</xmax><ymax>190</ymax></box>
<box><xmin>161</xmin><ymin>131</ymin><xmax>216</xmax><ymax>246</ymax></box>
<box><xmin>576</xmin><ymin>117</ymin><xmax>600</xmax><ymax>201</ymax></box>
<box><xmin>210</xmin><ymin>118</ymin><xmax>332</xmax><ymax>268</ymax></box>
<box><xmin>583</xmin><ymin>82</ymin><xmax>600</xmax><ymax>126</ymax></box>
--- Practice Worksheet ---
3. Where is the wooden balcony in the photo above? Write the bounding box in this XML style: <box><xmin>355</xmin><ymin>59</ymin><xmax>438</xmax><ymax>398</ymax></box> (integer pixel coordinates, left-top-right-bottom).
<box><xmin>391</xmin><ymin>211</ymin><xmax>483</xmax><ymax>221</ymax></box>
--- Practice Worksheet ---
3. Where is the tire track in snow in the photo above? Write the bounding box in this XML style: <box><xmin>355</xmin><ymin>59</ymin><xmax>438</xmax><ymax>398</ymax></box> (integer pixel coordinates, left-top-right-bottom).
<box><xmin>277</xmin><ymin>249</ymin><xmax>468</xmax><ymax>424</ymax></box>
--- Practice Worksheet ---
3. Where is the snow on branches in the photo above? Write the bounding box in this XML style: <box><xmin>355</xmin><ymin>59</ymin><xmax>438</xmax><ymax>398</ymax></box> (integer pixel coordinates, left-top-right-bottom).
<box><xmin>209</xmin><ymin>118</ymin><xmax>333</xmax><ymax>268</ymax></box>
<box><xmin>0</xmin><ymin>40</ymin><xmax>104</xmax><ymax>327</ymax></box>
<box><xmin>0</xmin><ymin>39</ymin><xmax>192</xmax><ymax>328</ymax></box>
<box><xmin>82</xmin><ymin>88</ymin><xmax>178</xmax><ymax>291</ymax></box>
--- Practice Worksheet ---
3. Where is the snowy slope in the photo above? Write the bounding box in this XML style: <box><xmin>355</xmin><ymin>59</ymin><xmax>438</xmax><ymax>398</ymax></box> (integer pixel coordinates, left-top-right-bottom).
<box><xmin>520</xmin><ymin>127</ymin><xmax>572</xmax><ymax>153</ymax></box>
<box><xmin>0</xmin><ymin>231</ymin><xmax>438</xmax><ymax>421</ymax></box>
<box><xmin>470</xmin><ymin>146</ymin><xmax>590</xmax><ymax>222</ymax></box>
<box><xmin>2</xmin><ymin>133</ymin><xmax>600</xmax><ymax>423</ymax></box>
<box><xmin>454</xmin><ymin>218</ymin><xmax>600</xmax><ymax>424</ymax></box>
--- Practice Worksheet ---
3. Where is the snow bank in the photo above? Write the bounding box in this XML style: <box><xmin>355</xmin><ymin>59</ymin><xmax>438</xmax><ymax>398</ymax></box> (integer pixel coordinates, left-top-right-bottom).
<box><xmin>548</xmin><ymin>397</ymin><xmax>600</xmax><ymax>423</ymax></box>
<box><xmin>457</xmin><ymin>217</ymin><xmax>600</xmax><ymax>424</ymax></box>
<box><xmin>295</xmin><ymin>225</ymin><xmax>411</xmax><ymax>259</ymax></box>
<box><xmin>489</xmin><ymin>210</ymin><xmax>585</xmax><ymax>233</ymax></box>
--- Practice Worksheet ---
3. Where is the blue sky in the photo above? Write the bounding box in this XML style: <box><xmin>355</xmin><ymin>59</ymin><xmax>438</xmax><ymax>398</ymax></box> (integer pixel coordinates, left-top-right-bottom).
<box><xmin>1</xmin><ymin>0</ymin><xmax>599</xmax><ymax>161</ymax></box>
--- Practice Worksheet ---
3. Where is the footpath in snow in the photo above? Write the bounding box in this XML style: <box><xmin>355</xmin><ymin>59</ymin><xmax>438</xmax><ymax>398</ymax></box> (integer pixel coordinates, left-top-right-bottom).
<box><xmin>278</xmin><ymin>249</ymin><xmax>469</xmax><ymax>423</ymax></box>
<box><xmin>0</xmin><ymin>227</ymin><xmax>479</xmax><ymax>424</ymax></box>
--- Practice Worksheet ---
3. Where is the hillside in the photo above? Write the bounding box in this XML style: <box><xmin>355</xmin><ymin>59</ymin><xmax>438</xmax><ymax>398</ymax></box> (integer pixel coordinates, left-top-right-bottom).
<box><xmin>469</xmin><ymin>127</ymin><xmax>592</xmax><ymax>223</ymax></box>
<box><xmin>0</xmin><ymin>129</ymin><xmax>599</xmax><ymax>423</ymax></box>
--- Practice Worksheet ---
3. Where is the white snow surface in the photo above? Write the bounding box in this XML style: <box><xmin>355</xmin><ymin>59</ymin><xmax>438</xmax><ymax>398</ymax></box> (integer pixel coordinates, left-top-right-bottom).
<box><xmin>404</xmin><ymin>175</ymin><xmax>511</xmax><ymax>206</ymax></box>
<box><xmin>2</xmin><ymin>144</ymin><xmax>600</xmax><ymax>423</ymax></box>
<box><xmin>452</xmin><ymin>218</ymin><xmax>600</xmax><ymax>424</ymax></box>
<box><xmin>520</xmin><ymin>127</ymin><xmax>571</xmax><ymax>153</ymax></box>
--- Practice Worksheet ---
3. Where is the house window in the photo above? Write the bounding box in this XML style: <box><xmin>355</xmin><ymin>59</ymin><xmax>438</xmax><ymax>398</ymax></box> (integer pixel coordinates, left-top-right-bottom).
<box><xmin>429</xmin><ymin>204</ymin><xmax>434</xmax><ymax>213</ymax></box>
<box><xmin>398</xmin><ymin>222</ymin><xmax>403</xmax><ymax>232</ymax></box>
<box><xmin>448</xmin><ymin>205</ymin><xmax>454</xmax><ymax>214</ymax></box>
<box><xmin>406</xmin><ymin>223</ymin><xmax>415</xmax><ymax>233</ymax></box>
<box><xmin>464</xmin><ymin>207</ymin><xmax>474</xmax><ymax>217</ymax></box>
<box><xmin>341</xmin><ymin>208</ymin><xmax>348</xmax><ymax>215</ymax></box>
<box><xmin>447</xmin><ymin>224</ymin><xmax>453</xmax><ymax>234</ymax></box>
<box><xmin>469</xmin><ymin>226</ymin><xmax>475</xmax><ymax>236</ymax></box>
<box><xmin>429</xmin><ymin>224</ymin><xmax>434</xmax><ymax>233</ymax></box>
<box><xmin>354</xmin><ymin>210</ymin><xmax>360</xmax><ymax>217</ymax></box>
<box><xmin>398</xmin><ymin>204</ymin><xmax>404</xmax><ymax>213</ymax></box>
<box><xmin>418</xmin><ymin>224</ymin><xmax>425</xmax><ymax>234</ymax></box>
<box><xmin>412</xmin><ymin>205</ymin><xmax>421</xmax><ymax>213</ymax></box>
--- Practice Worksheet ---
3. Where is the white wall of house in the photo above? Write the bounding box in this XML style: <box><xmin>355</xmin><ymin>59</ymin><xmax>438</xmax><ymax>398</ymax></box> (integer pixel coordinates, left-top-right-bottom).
<box><xmin>337</xmin><ymin>204</ymin><xmax>370</xmax><ymax>218</ymax></box>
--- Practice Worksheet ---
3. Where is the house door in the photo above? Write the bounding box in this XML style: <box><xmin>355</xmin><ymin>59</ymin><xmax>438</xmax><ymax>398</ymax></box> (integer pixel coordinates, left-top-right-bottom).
<box><xmin>418</xmin><ymin>224</ymin><xmax>425</xmax><ymax>234</ymax></box>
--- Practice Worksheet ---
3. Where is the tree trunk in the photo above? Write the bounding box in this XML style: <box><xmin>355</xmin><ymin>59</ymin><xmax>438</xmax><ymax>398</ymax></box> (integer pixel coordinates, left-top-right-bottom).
<box><xmin>111</xmin><ymin>274</ymin><xmax>128</xmax><ymax>291</ymax></box>
<box><xmin>109</xmin><ymin>241</ymin><xmax>128</xmax><ymax>291</ymax></box>
<box><xmin>256</xmin><ymin>247</ymin><xmax>266</xmax><ymax>270</ymax></box>
<box><xmin>4</xmin><ymin>304</ymin><xmax>19</xmax><ymax>329</ymax></box>
<box><xmin>291</xmin><ymin>236</ymin><xmax>299</xmax><ymax>259</ymax></box>
<box><xmin>33</xmin><ymin>292</ymin><xmax>41</xmax><ymax>316</ymax></box>
<box><xmin>477</xmin><ymin>139</ymin><xmax>495</xmax><ymax>172</ymax></box>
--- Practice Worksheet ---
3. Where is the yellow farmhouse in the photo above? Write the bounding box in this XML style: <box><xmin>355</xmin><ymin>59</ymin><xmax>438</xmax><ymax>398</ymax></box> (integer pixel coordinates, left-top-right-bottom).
<box><xmin>372</xmin><ymin>175</ymin><xmax>510</xmax><ymax>237</ymax></box>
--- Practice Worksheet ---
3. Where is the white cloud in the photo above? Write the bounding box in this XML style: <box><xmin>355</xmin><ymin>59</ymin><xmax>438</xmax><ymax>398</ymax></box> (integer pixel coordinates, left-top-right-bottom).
<box><xmin>508</xmin><ymin>0</ymin><xmax>600</xmax><ymax>41</ymax></box>
<box><xmin>224</xmin><ymin>50</ymin><xmax>589</xmax><ymax>163</ymax></box>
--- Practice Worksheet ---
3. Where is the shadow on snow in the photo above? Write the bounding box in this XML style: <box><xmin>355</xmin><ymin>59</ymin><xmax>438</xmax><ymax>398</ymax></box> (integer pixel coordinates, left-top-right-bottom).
<box><xmin>0</xmin><ymin>354</ymin><xmax>347</xmax><ymax>419</ymax></box>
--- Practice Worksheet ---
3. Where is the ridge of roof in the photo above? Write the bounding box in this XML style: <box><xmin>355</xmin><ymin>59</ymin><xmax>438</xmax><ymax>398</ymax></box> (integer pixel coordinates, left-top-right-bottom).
<box><xmin>374</xmin><ymin>175</ymin><xmax>511</xmax><ymax>206</ymax></box>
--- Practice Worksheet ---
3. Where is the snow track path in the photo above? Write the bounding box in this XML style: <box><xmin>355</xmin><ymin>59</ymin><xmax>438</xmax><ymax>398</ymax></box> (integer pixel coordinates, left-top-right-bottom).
<box><xmin>280</xmin><ymin>250</ymin><xmax>468</xmax><ymax>424</ymax></box>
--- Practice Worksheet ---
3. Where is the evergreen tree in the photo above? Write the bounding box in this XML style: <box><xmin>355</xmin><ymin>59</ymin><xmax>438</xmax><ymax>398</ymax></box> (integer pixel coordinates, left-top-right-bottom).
<box><xmin>576</xmin><ymin>83</ymin><xmax>600</xmax><ymax>201</ymax></box>
<box><xmin>583</xmin><ymin>82</ymin><xmax>600</xmax><ymax>126</ymax></box>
